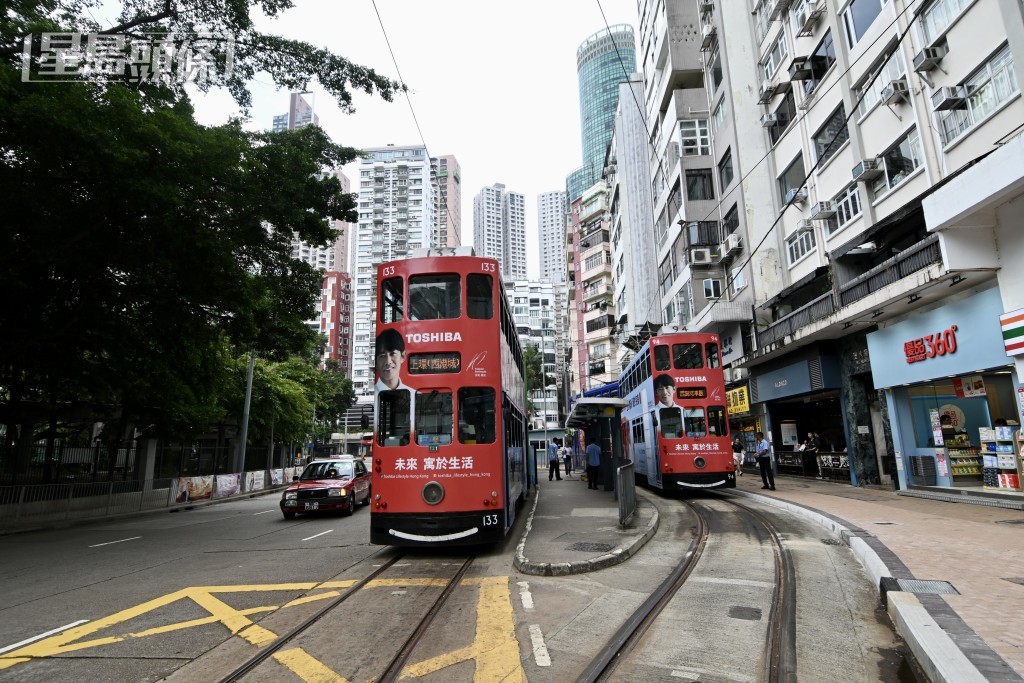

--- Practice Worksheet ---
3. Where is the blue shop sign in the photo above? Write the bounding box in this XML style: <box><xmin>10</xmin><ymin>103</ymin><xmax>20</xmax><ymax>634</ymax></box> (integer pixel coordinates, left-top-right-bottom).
<box><xmin>866</xmin><ymin>287</ymin><xmax>1008</xmax><ymax>389</ymax></box>
<box><xmin>755</xmin><ymin>361</ymin><xmax>812</xmax><ymax>402</ymax></box>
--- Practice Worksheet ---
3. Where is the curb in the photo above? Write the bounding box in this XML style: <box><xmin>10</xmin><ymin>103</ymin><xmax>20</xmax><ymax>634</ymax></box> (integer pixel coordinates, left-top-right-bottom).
<box><xmin>729</xmin><ymin>488</ymin><xmax>1021</xmax><ymax>683</ymax></box>
<box><xmin>513</xmin><ymin>488</ymin><xmax>660</xmax><ymax>576</ymax></box>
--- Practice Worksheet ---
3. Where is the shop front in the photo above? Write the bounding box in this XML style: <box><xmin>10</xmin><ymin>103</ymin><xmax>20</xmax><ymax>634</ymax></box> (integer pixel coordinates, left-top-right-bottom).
<box><xmin>748</xmin><ymin>345</ymin><xmax>849</xmax><ymax>480</ymax></box>
<box><xmin>726</xmin><ymin>382</ymin><xmax>760</xmax><ymax>469</ymax></box>
<box><xmin>867</xmin><ymin>287</ymin><xmax>1023</xmax><ymax>496</ymax></box>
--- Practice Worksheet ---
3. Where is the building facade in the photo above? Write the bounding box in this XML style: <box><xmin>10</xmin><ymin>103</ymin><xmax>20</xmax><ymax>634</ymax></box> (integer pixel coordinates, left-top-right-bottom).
<box><xmin>505</xmin><ymin>280</ymin><xmax>566</xmax><ymax>432</ymax></box>
<box><xmin>319</xmin><ymin>271</ymin><xmax>352</xmax><ymax>373</ymax></box>
<box><xmin>431</xmin><ymin>154</ymin><xmax>462</xmax><ymax>248</ymax></box>
<box><xmin>473</xmin><ymin>183</ymin><xmax>526</xmax><ymax>280</ymax></box>
<box><xmin>537</xmin><ymin>191</ymin><xmax>567</xmax><ymax>283</ymax></box>
<box><xmin>350</xmin><ymin>144</ymin><xmax>435</xmax><ymax>395</ymax></box>
<box><xmin>272</xmin><ymin>92</ymin><xmax>319</xmax><ymax>132</ymax></box>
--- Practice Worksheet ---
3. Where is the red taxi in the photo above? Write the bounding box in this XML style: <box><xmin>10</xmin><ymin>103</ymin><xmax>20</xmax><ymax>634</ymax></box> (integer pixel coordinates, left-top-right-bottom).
<box><xmin>280</xmin><ymin>456</ymin><xmax>371</xmax><ymax>520</ymax></box>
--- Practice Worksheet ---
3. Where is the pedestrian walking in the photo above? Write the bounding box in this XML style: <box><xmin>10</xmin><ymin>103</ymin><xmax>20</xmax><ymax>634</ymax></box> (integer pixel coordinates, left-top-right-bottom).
<box><xmin>562</xmin><ymin>444</ymin><xmax>574</xmax><ymax>478</ymax></box>
<box><xmin>732</xmin><ymin>437</ymin><xmax>744</xmax><ymax>476</ymax></box>
<box><xmin>585</xmin><ymin>437</ymin><xmax>602</xmax><ymax>489</ymax></box>
<box><xmin>756</xmin><ymin>431</ymin><xmax>776</xmax><ymax>490</ymax></box>
<box><xmin>548</xmin><ymin>439</ymin><xmax>562</xmax><ymax>481</ymax></box>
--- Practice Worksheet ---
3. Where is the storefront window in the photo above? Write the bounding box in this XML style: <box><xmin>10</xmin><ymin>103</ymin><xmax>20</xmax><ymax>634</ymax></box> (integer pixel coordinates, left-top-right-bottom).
<box><xmin>907</xmin><ymin>374</ymin><xmax>1017</xmax><ymax>448</ymax></box>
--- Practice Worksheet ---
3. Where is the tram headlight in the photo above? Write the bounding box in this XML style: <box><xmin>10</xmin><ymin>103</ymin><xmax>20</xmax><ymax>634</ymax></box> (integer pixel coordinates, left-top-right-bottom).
<box><xmin>422</xmin><ymin>481</ymin><xmax>445</xmax><ymax>505</ymax></box>
<box><xmin>694</xmin><ymin>457</ymin><xmax>707</xmax><ymax>469</ymax></box>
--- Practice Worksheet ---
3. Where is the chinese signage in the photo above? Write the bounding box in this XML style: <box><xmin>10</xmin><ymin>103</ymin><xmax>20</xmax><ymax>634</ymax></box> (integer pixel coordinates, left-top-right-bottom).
<box><xmin>408</xmin><ymin>352</ymin><xmax>461</xmax><ymax>374</ymax></box>
<box><xmin>953</xmin><ymin>375</ymin><xmax>986</xmax><ymax>398</ymax></box>
<box><xmin>1000</xmin><ymin>308</ymin><xmax>1024</xmax><ymax>357</ymax></box>
<box><xmin>676</xmin><ymin>386</ymin><xmax>707</xmax><ymax>400</ymax></box>
<box><xmin>903</xmin><ymin>325</ymin><xmax>958</xmax><ymax>363</ymax></box>
<box><xmin>727</xmin><ymin>385</ymin><xmax>750</xmax><ymax>414</ymax></box>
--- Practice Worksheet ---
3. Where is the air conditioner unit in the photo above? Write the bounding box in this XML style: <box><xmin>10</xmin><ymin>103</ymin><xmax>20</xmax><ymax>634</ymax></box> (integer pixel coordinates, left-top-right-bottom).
<box><xmin>785</xmin><ymin>186</ymin><xmax>808</xmax><ymax>204</ymax></box>
<box><xmin>721</xmin><ymin>233</ymin><xmax>742</xmax><ymax>256</ymax></box>
<box><xmin>852</xmin><ymin>158</ymin><xmax>882</xmax><ymax>182</ymax></box>
<box><xmin>760</xmin><ymin>112</ymin><xmax>779</xmax><ymax>127</ymax></box>
<box><xmin>796</xmin><ymin>218</ymin><xmax>814</xmax><ymax>232</ymax></box>
<box><xmin>931</xmin><ymin>85</ymin><xmax>967</xmax><ymax>111</ymax></box>
<box><xmin>767</xmin><ymin>0</ymin><xmax>792</xmax><ymax>21</ymax></box>
<box><xmin>913</xmin><ymin>45</ymin><xmax>947</xmax><ymax>73</ymax></box>
<box><xmin>881</xmin><ymin>78</ymin><xmax>910</xmax><ymax>105</ymax></box>
<box><xmin>691</xmin><ymin>247</ymin><xmax>713</xmax><ymax>265</ymax></box>
<box><xmin>809</xmin><ymin>201</ymin><xmax>836</xmax><ymax>220</ymax></box>
<box><xmin>733</xmin><ymin>367</ymin><xmax>749</xmax><ymax>381</ymax></box>
<box><xmin>700</xmin><ymin>23</ymin><xmax>717</xmax><ymax>50</ymax></box>
<box><xmin>795</xmin><ymin>0</ymin><xmax>824</xmax><ymax>36</ymax></box>
<box><xmin>788</xmin><ymin>57</ymin><xmax>812</xmax><ymax>81</ymax></box>
<box><xmin>758</xmin><ymin>79</ymin><xmax>777</xmax><ymax>104</ymax></box>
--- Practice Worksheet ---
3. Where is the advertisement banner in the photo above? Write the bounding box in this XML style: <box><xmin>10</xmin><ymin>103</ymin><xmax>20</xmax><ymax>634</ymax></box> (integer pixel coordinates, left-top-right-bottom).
<box><xmin>245</xmin><ymin>471</ymin><xmax>265</xmax><ymax>492</ymax></box>
<box><xmin>270</xmin><ymin>469</ymin><xmax>284</xmax><ymax>485</ymax></box>
<box><xmin>174</xmin><ymin>476</ymin><xmax>213</xmax><ymax>503</ymax></box>
<box><xmin>214</xmin><ymin>473</ymin><xmax>240</xmax><ymax>499</ymax></box>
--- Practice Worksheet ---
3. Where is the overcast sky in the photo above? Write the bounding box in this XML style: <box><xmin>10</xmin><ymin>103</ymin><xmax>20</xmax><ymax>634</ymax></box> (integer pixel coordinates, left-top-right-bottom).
<box><xmin>184</xmin><ymin>0</ymin><xmax>639</xmax><ymax>278</ymax></box>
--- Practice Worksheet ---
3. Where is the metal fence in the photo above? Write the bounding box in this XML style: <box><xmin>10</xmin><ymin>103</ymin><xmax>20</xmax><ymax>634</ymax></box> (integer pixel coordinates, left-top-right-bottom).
<box><xmin>617</xmin><ymin>460</ymin><xmax>636</xmax><ymax>526</ymax></box>
<box><xmin>757</xmin><ymin>292</ymin><xmax>836</xmax><ymax>347</ymax></box>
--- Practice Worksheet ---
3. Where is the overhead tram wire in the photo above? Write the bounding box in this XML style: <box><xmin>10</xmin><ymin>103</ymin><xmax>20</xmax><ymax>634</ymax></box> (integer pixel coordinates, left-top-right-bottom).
<box><xmin>370</xmin><ymin>0</ymin><xmax>458</xmax><ymax>244</ymax></box>
<box><xmin>595</xmin><ymin>0</ymin><xmax>929</xmax><ymax>329</ymax></box>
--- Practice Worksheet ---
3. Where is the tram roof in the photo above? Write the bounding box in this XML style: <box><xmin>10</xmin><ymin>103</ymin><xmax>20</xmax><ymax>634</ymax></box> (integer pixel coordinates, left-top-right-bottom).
<box><xmin>565</xmin><ymin>397</ymin><xmax>628</xmax><ymax>429</ymax></box>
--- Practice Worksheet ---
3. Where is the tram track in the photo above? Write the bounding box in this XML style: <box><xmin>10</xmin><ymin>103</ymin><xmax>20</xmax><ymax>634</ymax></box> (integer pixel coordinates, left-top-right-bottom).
<box><xmin>579</xmin><ymin>495</ymin><xmax>797</xmax><ymax>683</ymax></box>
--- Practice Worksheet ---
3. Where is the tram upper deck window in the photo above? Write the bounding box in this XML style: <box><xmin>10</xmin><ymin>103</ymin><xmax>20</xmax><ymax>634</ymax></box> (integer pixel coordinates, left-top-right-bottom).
<box><xmin>380</xmin><ymin>277</ymin><xmax>403</xmax><ymax>323</ymax></box>
<box><xmin>409</xmin><ymin>274</ymin><xmax>461</xmax><ymax>320</ymax></box>
<box><xmin>467</xmin><ymin>274</ymin><xmax>493</xmax><ymax>319</ymax></box>
<box><xmin>415</xmin><ymin>389</ymin><xmax>453</xmax><ymax>446</ymax></box>
<box><xmin>458</xmin><ymin>387</ymin><xmax>495</xmax><ymax>444</ymax></box>
<box><xmin>705</xmin><ymin>342</ymin><xmax>720</xmax><ymax>368</ymax></box>
<box><xmin>654</xmin><ymin>344</ymin><xmax>671</xmax><ymax>371</ymax></box>
<box><xmin>659</xmin><ymin>407</ymin><xmax>683</xmax><ymax>438</ymax></box>
<box><xmin>673</xmin><ymin>343</ymin><xmax>704</xmax><ymax>370</ymax></box>
<box><xmin>377</xmin><ymin>390</ymin><xmax>411</xmax><ymax>447</ymax></box>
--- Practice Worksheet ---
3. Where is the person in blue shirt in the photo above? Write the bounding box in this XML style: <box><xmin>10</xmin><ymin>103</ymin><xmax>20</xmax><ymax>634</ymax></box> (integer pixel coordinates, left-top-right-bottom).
<box><xmin>548</xmin><ymin>439</ymin><xmax>562</xmax><ymax>481</ymax></box>
<box><xmin>756</xmin><ymin>431</ymin><xmax>776</xmax><ymax>490</ymax></box>
<box><xmin>585</xmin><ymin>437</ymin><xmax>603</xmax><ymax>490</ymax></box>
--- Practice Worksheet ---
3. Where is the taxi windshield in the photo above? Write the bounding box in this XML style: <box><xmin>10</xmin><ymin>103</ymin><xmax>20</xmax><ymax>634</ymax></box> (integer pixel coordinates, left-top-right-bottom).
<box><xmin>301</xmin><ymin>462</ymin><xmax>354</xmax><ymax>480</ymax></box>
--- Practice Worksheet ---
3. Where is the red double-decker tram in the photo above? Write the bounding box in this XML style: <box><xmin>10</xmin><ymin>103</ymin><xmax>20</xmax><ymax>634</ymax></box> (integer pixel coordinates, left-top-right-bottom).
<box><xmin>370</xmin><ymin>249</ymin><xmax>529</xmax><ymax>546</ymax></box>
<box><xmin>619</xmin><ymin>333</ymin><xmax>734</xmax><ymax>491</ymax></box>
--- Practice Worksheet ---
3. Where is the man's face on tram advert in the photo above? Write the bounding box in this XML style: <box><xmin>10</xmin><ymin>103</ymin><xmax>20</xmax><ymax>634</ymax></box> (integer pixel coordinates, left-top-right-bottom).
<box><xmin>654</xmin><ymin>374</ymin><xmax>675</xmax><ymax>408</ymax></box>
<box><xmin>375</xmin><ymin>329</ymin><xmax>407</xmax><ymax>390</ymax></box>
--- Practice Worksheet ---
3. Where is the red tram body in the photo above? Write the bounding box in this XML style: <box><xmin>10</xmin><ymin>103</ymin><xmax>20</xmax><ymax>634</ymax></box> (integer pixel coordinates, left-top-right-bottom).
<box><xmin>370</xmin><ymin>250</ymin><xmax>529</xmax><ymax>546</ymax></box>
<box><xmin>619</xmin><ymin>333</ymin><xmax>735</xmax><ymax>491</ymax></box>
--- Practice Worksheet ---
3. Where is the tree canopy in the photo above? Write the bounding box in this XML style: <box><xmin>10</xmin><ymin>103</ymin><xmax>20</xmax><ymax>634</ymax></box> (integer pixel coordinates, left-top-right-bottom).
<box><xmin>0</xmin><ymin>1</ymin><xmax>390</xmax><ymax>462</ymax></box>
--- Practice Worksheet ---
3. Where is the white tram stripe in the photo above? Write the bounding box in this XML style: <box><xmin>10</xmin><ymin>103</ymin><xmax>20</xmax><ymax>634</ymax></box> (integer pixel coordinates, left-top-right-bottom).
<box><xmin>687</xmin><ymin>576</ymin><xmax>773</xmax><ymax>588</ymax></box>
<box><xmin>517</xmin><ymin>581</ymin><xmax>535</xmax><ymax>609</ymax></box>
<box><xmin>0</xmin><ymin>621</ymin><xmax>89</xmax><ymax>654</ymax></box>
<box><xmin>672</xmin><ymin>667</ymin><xmax>754</xmax><ymax>682</ymax></box>
<box><xmin>88</xmin><ymin>536</ymin><xmax>140</xmax><ymax>548</ymax></box>
<box><xmin>528</xmin><ymin>624</ymin><xmax>551</xmax><ymax>666</ymax></box>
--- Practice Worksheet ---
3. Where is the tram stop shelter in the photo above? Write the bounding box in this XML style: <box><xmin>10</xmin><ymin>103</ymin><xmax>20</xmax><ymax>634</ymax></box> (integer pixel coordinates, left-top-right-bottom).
<box><xmin>566</xmin><ymin>398</ymin><xmax>628</xmax><ymax>497</ymax></box>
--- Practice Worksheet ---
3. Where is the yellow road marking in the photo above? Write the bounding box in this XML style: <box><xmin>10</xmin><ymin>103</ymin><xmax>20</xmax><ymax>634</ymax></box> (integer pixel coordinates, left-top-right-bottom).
<box><xmin>273</xmin><ymin>648</ymin><xmax>352</xmax><ymax>683</ymax></box>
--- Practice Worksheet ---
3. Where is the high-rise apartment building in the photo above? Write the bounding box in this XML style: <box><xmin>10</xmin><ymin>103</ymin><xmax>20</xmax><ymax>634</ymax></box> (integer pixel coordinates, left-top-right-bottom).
<box><xmin>473</xmin><ymin>183</ymin><xmax>526</xmax><ymax>280</ymax></box>
<box><xmin>431</xmin><ymin>155</ymin><xmax>462</xmax><ymax>248</ymax></box>
<box><xmin>505</xmin><ymin>280</ymin><xmax>566</xmax><ymax>432</ymax></box>
<box><xmin>319</xmin><ymin>271</ymin><xmax>352</xmax><ymax>373</ymax></box>
<box><xmin>537</xmin><ymin>191</ymin><xmax>567</xmax><ymax>283</ymax></box>
<box><xmin>350</xmin><ymin>144</ymin><xmax>434</xmax><ymax>395</ymax></box>
<box><xmin>272</xmin><ymin>92</ymin><xmax>319</xmax><ymax>132</ymax></box>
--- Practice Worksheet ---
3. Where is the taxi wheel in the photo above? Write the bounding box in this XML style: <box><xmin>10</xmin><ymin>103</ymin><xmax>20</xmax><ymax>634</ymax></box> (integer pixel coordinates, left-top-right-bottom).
<box><xmin>362</xmin><ymin>487</ymin><xmax>372</xmax><ymax>506</ymax></box>
<box><xmin>283</xmin><ymin>511</ymin><xmax>296</xmax><ymax>520</ymax></box>
<box><xmin>344</xmin><ymin>495</ymin><xmax>356</xmax><ymax>516</ymax></box>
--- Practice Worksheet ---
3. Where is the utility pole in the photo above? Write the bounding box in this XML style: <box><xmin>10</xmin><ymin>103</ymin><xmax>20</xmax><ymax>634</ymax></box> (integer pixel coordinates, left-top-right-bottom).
<box><xmin>237</xmin><ymin>351</ymin><xmax>256</xmax><ymax>473</ymax></box>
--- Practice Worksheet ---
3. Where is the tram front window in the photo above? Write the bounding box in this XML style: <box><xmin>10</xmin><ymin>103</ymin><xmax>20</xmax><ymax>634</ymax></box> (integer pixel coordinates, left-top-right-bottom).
<box><xmin>410</xmin><ymin>274</ymin><xmax>461</xmax><ymax>320</ymax></box>
<box><xmin>378</xmin><ymin>390</ymin><xmax>411</xmax><ymax>447</ymax></box>
<box><xmin>659</xmin><ymin>407</ymin><xmax>683</xmax><ymax>438</ymax></box>
<box><xmin>458</xmin><ymin>387</ymin><xmax>495</xmax><ymax>444</ymax></box>
<box><xmin>683</xmin><ymin>407</ymin><xmax>707</xmax><ymax>437</ymax></box>
<box><xmin>416</xmin><ymin>389</ymin><xmax>453</xmax><ymax>445</ymax></box>
<box><xmin>673</xmin><ymin>343</ymin><xmax>704</xmax><ymax>370</ymax></box>
<box><xmin>467</xmin><ymin>274</ymin><xmax>493</xmax><ymax>319</ymax></box>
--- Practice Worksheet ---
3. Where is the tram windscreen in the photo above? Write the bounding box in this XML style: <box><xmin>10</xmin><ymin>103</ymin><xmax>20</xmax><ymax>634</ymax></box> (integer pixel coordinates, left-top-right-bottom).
<box><xmin>659</xmin><ymin>407</ymin><xmax>682</xmax><ymax>438</ymax></box>
<box><xmin>409</xmin><ymin>274</ymin><xmax>460</xmax><ymax>320</ymax></box>
<box><xmin>458</xmin><ymin>387</ymin><xmax>495</xmax><ymax>444</ymax></box>
<box><xmin>380</xmin><ymin>277</ymin><xmax>403</xmax><ymax>323</ymax></box>
<box><xmin>415</xmin><ymin>389</ymin><xmax>453</xmax><ymax>445</ymax></box>
<box><xmin>683</xmin><ymin>407</ymin><xmax>707</xmax><ymax>437</ymax></box>
<box><xmin>673</xmin><ymin>343</ymin><xmax>704</xmax><ymax>369</ymax></box>
<box><xmin>467</xmin><ymin>274</ymin><xmax>493</xmax><ymax>319</ymax></box>
<box><xmin>377</xmin><ymin>390</ymin><xmax>411</xmax><ymax>447</ymax></box>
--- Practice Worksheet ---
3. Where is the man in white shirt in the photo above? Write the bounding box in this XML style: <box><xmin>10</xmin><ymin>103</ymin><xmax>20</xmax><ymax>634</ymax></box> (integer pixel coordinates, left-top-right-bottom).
<box><xmin>375</xmin><ymin>328</ymin><xmax>411</xmax><ymax>392</ymax></box>
<box><xmin>756</xmin><ymin>431</ymin><xmax>776</xmax><ymax>491</ymax></box>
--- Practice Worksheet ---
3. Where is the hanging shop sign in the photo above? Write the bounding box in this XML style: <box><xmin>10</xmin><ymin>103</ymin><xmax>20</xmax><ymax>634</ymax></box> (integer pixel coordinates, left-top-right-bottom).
<box><xmin>903</xmin><ymin>325</ymin><xmax>958</xmax><ymax>364</ymax></box>
<box><xmin>727</xmin><ymin>385</ymin><xmax>750</xmax><ymax>414</ymax></box>
<box><xmin>1000</xmin><ymin>308</ymin><xmax>1024</xmax><ymax>357</ymax></box>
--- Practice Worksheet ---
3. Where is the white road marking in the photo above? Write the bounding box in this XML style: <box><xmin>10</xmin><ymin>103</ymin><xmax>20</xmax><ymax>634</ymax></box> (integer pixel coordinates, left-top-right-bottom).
<box><xmin>0</xmin><ymin>620</ymin><xmax>89</xmax><ymax>654</ymax></box>
<box><xmin>517</xmin><ymin>581</ymin><xmax>535</xmax><ymax>609</ymax></box>
<box><xmin>391</xmin><ymin>591</ymin><xmax>407</xmax><ymax>596</ymax></box>
<box><xmin>253</xmin><ymin>510</ymin><xmax>273</xmax><ymax>515</ymax></box>
<box><xmin>528</xmin><ymin>625</ymin><xmax>551</xmax><ymax>666</ymax></box>
<box><xmin>88</xmin><ymin>536</ymin><xmax>140</xmax><ymax>548</ymax></box>
<box><xmin>672</xmin><ymin>668</ymin><xmax>753</xmax><ymax>682</ymax></box>
<box><xmin>302</xmin><ymin>530</ymin><xmax>333</xmax><ymax>541</ymax></box>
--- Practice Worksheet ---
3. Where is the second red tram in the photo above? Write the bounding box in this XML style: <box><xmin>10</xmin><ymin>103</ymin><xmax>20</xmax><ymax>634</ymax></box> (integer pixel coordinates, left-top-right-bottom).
<box><xmin>619</xmin><ymin>333</ymin><xmax>735</xmax><ymax>490</ymax></box>
<box><xmin>370</xmin><ymin>248</ymin><xmax>529</xmax><ymax>546</ymax></box>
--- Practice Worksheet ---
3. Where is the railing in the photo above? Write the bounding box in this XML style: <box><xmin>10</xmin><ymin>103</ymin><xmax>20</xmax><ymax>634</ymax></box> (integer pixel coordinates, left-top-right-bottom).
<box><xmin>838</xmin><ymin>234</ymin><xmax>941</xmax><ymax>307</ymax></box>
<box><xmin>0</xmin><ymin>470</ymin><xmax>296</xmax><ymax>533</ymax></box>
<box><xmin>757</xmin><ymin>291</ymin><xmax>836</xmax><ymax>347</ymax></box>
<box><xmin>617</xmin><ymin>460</ymin><xmax>636</xmax><ymax>526</ymax></box>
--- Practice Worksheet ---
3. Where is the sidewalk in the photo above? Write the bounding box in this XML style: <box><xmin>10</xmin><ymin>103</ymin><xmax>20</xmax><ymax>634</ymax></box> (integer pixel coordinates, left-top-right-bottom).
<box><xmin>513</xmin><ymin>470</ymin><xmax>1024</xmax><ymax>682</ymax></box>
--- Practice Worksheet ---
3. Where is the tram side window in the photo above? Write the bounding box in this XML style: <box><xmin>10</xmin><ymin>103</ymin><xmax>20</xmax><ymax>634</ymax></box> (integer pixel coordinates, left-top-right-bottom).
<box><xmin>683</xmin><ymin>407</ymin><xmax>707</xmax><ymax>437</ymax></box>
<box><xmin>654</xmin><ymin>345</ymin><xmax>671</xmax><ymax>371</ymax></box>
<box><xmin>467</xmin><ymin>274</ymin><xmax>493</xmax><ymax>319</ymax></box>
<box><xmin>705</xmin><ymin>342</ymin><xmax>720</xmax><ymax>368</ymax></box>
<box><xmin>706</xmin><ymin>406</ymin><xmax>728</xmax><ymax>437</ymax></box>
<box><xmin>409</xmin><ymin>274</ymin><xmax>461</xmax><ymax>320</ymax></box>
<box><xmin>631</xmin><ymin>418</ymin><xmax>645</xmax><ymax>443</ymax></box>
<box><xmin>659</xmin><ymin>407</ymin><xmax>683</xmax><ymax>438</ymax></box>
<box><xmin>415</xmin><ymin>389</ymin><xmax>453</xmax><ymax>445</ymax></box>
<box><xmin>458</xmin><ymin>387</ymin><xmax>495</xmax><ymax>444</ymax></box>
<box><xmin>380</xmin><ymin>277</ymin><xmax>403</xmax><ymax>324</ymax></box>
<box><xmin>377</xmin><ymin>390</ymin><xmax>411</xmax><ymax>447</ymax></box>
<box><xmin>673</xmin><ymin>343</ymin><xmax>704</xmax><ymax>370</ymax></box>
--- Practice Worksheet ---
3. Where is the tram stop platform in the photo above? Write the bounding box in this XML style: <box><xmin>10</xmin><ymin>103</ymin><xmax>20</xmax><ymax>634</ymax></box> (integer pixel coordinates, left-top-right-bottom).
<box><xmin>513</xmin><ymin>470</ymin><xmax>1024</xmax><ymax>683</ymax></box>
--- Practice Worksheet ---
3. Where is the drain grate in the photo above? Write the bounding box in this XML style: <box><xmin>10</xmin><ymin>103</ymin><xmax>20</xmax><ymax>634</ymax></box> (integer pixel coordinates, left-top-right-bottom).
<box><xmin>881</xmin><ymin>576</ymin><xmax>959</xmax><ymax>604</ymax></box>
<box><xmin>566</xmin><ymin>541</ymin><xmax>615</xmax><ymax>553</ymax></box>
<box><xmin>821</xmin><ymin>538</ymin><xmax>841</xmax><ymax>545</ymax></box>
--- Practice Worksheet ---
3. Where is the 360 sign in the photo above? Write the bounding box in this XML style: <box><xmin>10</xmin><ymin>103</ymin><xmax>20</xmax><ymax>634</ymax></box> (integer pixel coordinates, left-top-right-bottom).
<box><xmin>903</xmin><ymin>325</ymin><xmax>958</xmax><ymax>364</ymax></box>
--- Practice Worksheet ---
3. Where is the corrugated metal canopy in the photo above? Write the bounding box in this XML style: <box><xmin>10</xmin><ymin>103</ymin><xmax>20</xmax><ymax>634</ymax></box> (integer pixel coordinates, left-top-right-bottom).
<box><xmin>565</xmin><ymin>397</ymin><xmax>628</xmax><ymax>428</ymax></box>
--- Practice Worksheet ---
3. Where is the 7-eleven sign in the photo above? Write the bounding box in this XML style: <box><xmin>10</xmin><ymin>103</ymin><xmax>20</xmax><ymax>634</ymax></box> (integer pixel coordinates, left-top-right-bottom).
<box><xmin>1000</xmin><ymin>308</ymin><xmax>1024</xmax><ymax>356</ymax></box>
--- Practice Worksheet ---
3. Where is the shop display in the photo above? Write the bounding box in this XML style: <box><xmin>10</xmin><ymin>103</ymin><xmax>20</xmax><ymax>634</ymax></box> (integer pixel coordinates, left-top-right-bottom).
<box><xmin>945</xmin><ymin>445</ymin><xmax>982</xmax><ymax>486</ymax></box>
<box><xmin>981</xmin><ymin>427</ymin><xmax>1021</xmax><ymax>491</ymax></box>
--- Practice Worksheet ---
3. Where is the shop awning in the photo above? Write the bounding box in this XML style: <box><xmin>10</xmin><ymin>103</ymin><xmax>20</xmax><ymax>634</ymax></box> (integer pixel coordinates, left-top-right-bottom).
<box><xmin>565</xmin><ymin>398</ymin><xmax>627</xmax><ymax>429</ymax></box>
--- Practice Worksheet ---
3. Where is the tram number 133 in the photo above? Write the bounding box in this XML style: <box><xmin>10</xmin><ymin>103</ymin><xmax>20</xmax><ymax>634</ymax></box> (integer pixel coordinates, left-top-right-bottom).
<box><xmin>482</xmin><ymin>513</ymin><xmax>500</xmax><ymax>526</ymax></box>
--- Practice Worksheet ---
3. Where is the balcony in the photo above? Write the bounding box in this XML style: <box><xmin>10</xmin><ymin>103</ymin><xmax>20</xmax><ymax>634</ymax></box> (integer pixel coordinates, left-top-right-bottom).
<box><xmin>583</xmin><ymin>283</ymin><xmax>612</xmax><ymax>302</ymax></box>
<box><xmin>688</xmin><ymin>300</ymin><xmax>753</xmax><ymax>331</ymax></box>
<box><xmin>838</xmin><ymin>235</ymin><xmax>941</xmax><ymax>307</ymax></box>
<box><xmin>757</xmin><ymin>292</ymin><xmax>837</xmax><ymax>347</ymax></box>
<box><xmin>582</xmin><ymin>257</ymin><xmax>612</xmax><ymax>280</ymax></box>
<box><xmin>585</xmin><ymin>314</ymin><xmax>616</xmax><ymax>334</ymax></box>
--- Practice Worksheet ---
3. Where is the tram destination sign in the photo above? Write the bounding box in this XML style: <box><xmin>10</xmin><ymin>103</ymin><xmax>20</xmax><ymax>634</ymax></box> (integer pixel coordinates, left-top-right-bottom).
<box><xmin>408</xmin><ymin>352</ymin><xmax>461</xmax><ymax>374</ymax></box>
<box><xmin>676</xmin><ymin>386</ymin><xmax>707</xmax><ymax>400</ymax></box>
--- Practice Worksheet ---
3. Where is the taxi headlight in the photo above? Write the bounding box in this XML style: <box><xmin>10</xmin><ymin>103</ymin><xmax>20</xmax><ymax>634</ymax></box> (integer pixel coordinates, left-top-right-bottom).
<box><xmin>283</xmin><ymin>493</ymin><xmax>297</xmax><ymax>502</ymax></box>
<box><xmin>328</xmin><ymin>488</ymin><xmax>346</xmax><ymax>497</ymax></box>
